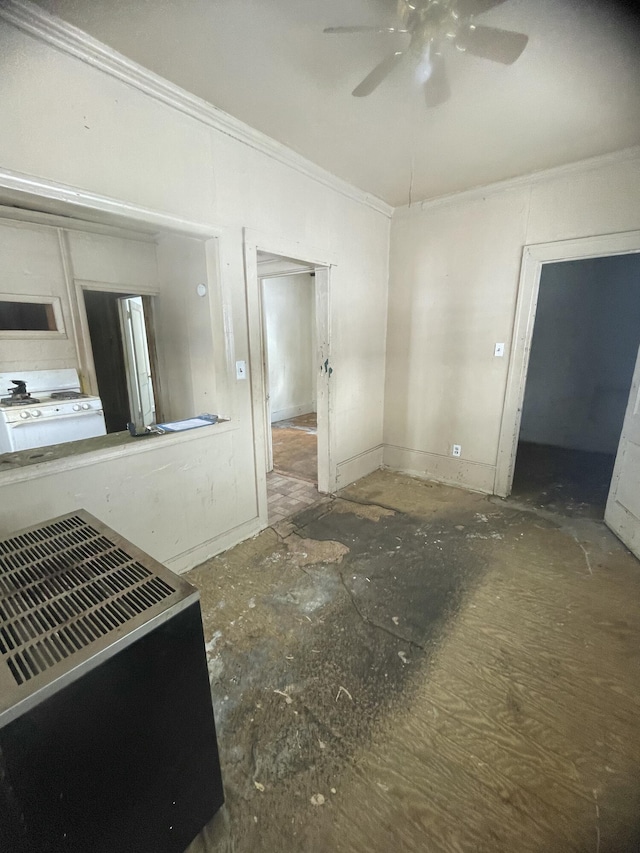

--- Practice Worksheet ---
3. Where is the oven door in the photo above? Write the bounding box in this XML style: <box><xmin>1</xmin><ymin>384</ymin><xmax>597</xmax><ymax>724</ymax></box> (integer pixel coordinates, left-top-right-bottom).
<box><xmin>5</xmin><ymin>411</ymin><xmax>107</xmax><ymax>452</ymax></box>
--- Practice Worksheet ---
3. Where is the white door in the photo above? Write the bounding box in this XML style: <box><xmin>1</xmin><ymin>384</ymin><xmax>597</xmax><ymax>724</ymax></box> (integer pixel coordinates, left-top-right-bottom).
<box><xmin>605</xmin><ymin>343</ymin><xmax>640</xmax><ymax>559</ymax></box>
<box><xmin>119</xmin><ymin>297</ymin><xmax>156</xmax><ymax>428</ymax></box>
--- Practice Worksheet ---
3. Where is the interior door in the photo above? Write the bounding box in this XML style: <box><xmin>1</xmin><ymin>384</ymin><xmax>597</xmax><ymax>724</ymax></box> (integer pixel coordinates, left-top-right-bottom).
<box><xmin>605</xmin><ymin>342</ymin><xmax>640</xmax><ymax>559</ymax></box>
<box><xmin>119</xmin><ymin>297</ymin><xmax>156</xmax><ymax>428</ymax></box>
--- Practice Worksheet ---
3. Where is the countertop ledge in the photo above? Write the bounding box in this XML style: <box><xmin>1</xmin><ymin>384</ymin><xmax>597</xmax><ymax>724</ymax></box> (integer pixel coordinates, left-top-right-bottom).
<box><xmin>0</xmin><ymin>417</ymin><xmax>235</xmax><ymax>484</ymax></box>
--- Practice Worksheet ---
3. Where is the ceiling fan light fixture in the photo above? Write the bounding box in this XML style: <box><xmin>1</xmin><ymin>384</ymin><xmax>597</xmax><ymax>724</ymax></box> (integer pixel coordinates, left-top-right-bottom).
<box><xmin>417</xmin><ymin>50</ymin><xmax>434</xmax><ymax>82</ymax></box>
<box><xmin>327</xmin><ymin>0</ymin><xmax>528</xmax><ymax>103</ymax></box>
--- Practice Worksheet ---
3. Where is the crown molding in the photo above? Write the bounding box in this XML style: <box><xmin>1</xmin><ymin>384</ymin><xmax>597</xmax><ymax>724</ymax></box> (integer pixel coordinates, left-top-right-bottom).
<box><xmin>0</xmin><ymin>0</ymin><xmax>393</xmax><ymax>220</ymax></box>
<box><xmin>393</xmin><ymin>145</ymin><xmax>640</xmax><ymax>219</ymax></box>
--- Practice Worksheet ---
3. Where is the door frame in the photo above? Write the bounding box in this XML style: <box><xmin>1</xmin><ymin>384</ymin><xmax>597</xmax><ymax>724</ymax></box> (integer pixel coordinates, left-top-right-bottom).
<box><xmin>244</xmin><ymin>229</ymin><xmax>335</xmax><ymax>500</ymax></box>
<box><xmin>73</xmin><ymin>279</ymin><xmax>159</xmax><ymax>398</ymax></box>
<box><xmin>259</xmin><ymin>276</ymin><xmax>274</xmax><ymax>473</ymax></box>
<box><xmin>495</xmin><ymin>229</ymin><xmax>640</xmax><ymax>498</ymax></box>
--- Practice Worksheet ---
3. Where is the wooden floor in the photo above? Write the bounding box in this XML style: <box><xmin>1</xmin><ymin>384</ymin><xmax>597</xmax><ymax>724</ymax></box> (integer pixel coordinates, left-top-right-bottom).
<box><xmin>186</xmin><ymin>470</ymin><xmax>640</xmax><ymax>853</ymax></box>
<box><xmin>271</xmin><ymin>413</ymin><xmax>317</xmax><ymax>483</ymax></box>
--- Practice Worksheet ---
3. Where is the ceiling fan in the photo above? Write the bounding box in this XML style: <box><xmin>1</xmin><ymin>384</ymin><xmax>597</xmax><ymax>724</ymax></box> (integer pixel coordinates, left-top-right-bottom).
<box><xmin>324</xmin><ymin>0</ymin><xmax>529</xmax><ymax>106</ymax></box>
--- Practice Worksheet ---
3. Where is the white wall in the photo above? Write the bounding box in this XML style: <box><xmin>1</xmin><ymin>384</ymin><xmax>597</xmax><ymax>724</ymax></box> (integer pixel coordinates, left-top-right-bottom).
<box><xmin>0</xmin><ymin>13</ymin><xmax>390</xmax><ymax>568</ymax></box>
<box><xmin>263</xmin><ymin>273</ymin><xmax>316</xmax><ymax>422</ymax></box>
<box><xmin>154</xmin><ymin>233</ymin><xmax>228</xmax><ymax>423</ymax></box>
<box><xmin>520</xmin><ymin>255</ymin><xmax>640</xmax><ymax>454</ymax></box>
<box><xmin>385</xmin><ymin>152</ymin><xmax>640</xmax><ymax>493</ymax></box>
<box><xmin>66</xmin><ymin>229</ymin><xmax>158</xmax><ymax>291</ymax></box>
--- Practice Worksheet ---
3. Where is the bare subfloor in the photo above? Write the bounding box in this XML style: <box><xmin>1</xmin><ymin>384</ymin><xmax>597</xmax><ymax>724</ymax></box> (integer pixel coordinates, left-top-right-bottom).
<box><xmin>185</xmin><ymin>470</ymin><xmax>640</xmax><ymax>853</ymax></box>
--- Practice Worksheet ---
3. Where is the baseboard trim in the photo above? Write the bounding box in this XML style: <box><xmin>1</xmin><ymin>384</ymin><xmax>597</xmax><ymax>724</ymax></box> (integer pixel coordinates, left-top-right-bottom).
<box><xmin>383</xmin><ymin>445</ymin><xmax>495</xmax><ymax>494</ymax></box>
<box><xmin>165</xmin><ymin>515</ymin><xmax>263</xmax><ymax>574</ymax></box>
<box><xmin>271</xmin><ymin>403</ymin><xmax>316</xmax><ymax>423</ymax></box>
<box><xmin>336</xmin><ymin>445</ymin><xmax>384</xmax><ymax>490</ymax></box>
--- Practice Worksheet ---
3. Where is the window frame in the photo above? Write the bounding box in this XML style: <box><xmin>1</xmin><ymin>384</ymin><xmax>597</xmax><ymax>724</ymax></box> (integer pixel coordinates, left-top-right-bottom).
<box><xmin>0</xmin><ymin>292</ymin><xmax>66</xmax><ymax>340</ymax></box>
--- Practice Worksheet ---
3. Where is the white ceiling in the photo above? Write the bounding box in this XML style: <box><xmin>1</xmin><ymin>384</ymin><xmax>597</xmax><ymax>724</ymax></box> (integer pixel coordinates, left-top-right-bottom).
<box><xmin>31</xmin><ymin>0</ymin><xmax>640</xmax><ymax>206</ymax></box>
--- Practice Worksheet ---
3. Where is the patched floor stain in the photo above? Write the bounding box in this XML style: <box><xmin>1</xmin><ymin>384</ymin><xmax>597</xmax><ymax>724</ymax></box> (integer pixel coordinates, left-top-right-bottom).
<box><xmin>185</xmin><ymin>470</ymin><xmax>640</xmax><ymax>853</ymax></box>
<box><xmin>282</xmin><ymin>533</ymin><xmax>350</xmax><ymax>567</ymax></box>
<box><xmin>330</xmin><ymin>498</ymin><xmax>396</xmax><ymax>522</ymax></box>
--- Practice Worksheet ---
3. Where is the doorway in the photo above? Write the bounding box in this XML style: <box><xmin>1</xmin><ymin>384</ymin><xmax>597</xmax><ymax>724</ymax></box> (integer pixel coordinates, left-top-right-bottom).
<box><xmin>509</xmin><ymin>253</ymin><xmax>640</xmax><ymax>518</ymax></box>
<box><xmin>83</xmin><ymin>290</ymin><xmax>157</xmax><ymax>433</ymax></box>
<box><xmin>263</xmin><ymin>268</ymin><xmax>317</xmax><ymax>482</ymax></box>
<box><xmin>256</xmin><ymin>251</ymin><xmax>328</xmax><ymax>523</ymax></box>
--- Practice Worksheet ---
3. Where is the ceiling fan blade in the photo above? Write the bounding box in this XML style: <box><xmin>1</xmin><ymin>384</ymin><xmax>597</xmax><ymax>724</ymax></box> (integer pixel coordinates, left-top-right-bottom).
<box><xmin>455</xmin><ymin>0</ymin><xmax>508</xmax><ymax>17</ymax></box>
<box><xmin>324</xmin><ymin>26</ymin><xmax>408</xmax><ymax>34</ymax></box>
<box><xmin>352</xmin><ymin>50</ymin><xmax>405</xmax><ymax>97</ymax></box>
<box><xmin>424</xmin><ymin>52</ymin><xmax>450</xmax><ymax>108</ymax></box>
<box><xmin>457</xmin><ymin>25</ymin><xmax>529</xmax><ymax>64</ymax></box>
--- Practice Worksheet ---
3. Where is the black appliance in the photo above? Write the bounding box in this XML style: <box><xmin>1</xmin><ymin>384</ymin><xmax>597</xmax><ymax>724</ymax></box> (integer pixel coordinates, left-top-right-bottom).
<box><xmin>0</xmin><ymin>511</ymin><xmax>224</xmax><ymax>853</ymax></box>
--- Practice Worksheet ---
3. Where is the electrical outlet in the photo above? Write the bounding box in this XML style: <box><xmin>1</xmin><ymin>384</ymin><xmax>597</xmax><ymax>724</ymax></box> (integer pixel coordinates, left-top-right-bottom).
<box><xmin>236</xmin><ymin>360</ymin><xmax>246</xmax><ymax>380</ymax></box>
<box><xmin>452</xmin><ymin>444</ymin><xmax>461</xmax><ymax>457</ymax></box>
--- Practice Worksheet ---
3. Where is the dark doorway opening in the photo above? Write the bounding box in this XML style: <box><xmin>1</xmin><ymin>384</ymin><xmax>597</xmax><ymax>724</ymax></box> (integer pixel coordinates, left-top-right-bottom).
<box><xmin>84</xmin><ymin>290</ymin><xmax>158</xmax><ymax>434</ymax></box>
<box><xmin>84</xmin><ymin>290</ymin><xmax>131</xmax><ymax>433</ymax></box>
<box><xmin>512</xmin><ymin>254</ymin><xmax>640</xmax><ymax>518</ymax></box>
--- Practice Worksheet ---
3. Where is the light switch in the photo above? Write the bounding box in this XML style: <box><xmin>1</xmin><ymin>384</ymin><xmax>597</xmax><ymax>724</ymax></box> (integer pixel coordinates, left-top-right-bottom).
<box><xmin>494</xmin><ymin>343</ymin><xmax>505</xmax><ymax>358</ymax></box>
<box><xmin>236</xmin><ymin>360</ymin><xmax>247</xmax><ymax>380</ymax></box>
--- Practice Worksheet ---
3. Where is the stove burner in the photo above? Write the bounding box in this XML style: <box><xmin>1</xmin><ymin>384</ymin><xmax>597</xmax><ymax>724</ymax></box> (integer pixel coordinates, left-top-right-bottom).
<box><xmin>8</xmin><ymin>379</ymin><xmax>28</xmax><ymax>398</ymax></box>
<box><xmin>50</xmin><ymin>391</ymin><xmax>87</xmax><ymax>400</ymax></box>
<box><xmin>0</xmin><ymin>395</ymin><xmax>42</xmax><ymax>407</ymax></box>
<box><xmin>3</xmin><ymin>379</ymin><xmax>43</xmax><ymax>407</ymax></box>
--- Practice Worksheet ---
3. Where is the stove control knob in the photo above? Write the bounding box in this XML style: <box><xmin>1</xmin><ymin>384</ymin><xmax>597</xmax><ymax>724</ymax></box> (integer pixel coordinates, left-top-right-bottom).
<box><xmin>32</xmin><ymin>410</ymin><xmax>41</xmax><ymax>417</ymax></box>
<box><xmin>73</xmin><ymin>404</ymin><xmax>81</xmax><ymax>412</ymax></box>
<box><xmin>20</xmin><ymin>411</ymin><xmax>30</xmax><ymax>419</ymax></box>
<box><xmin>81</xmin><ymin>403</ymin><xmax>90</xmax><ymax>410</ymax></box>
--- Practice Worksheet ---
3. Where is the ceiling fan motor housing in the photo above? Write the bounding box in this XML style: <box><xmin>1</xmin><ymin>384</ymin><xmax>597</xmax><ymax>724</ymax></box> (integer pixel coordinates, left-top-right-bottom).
<box><xmin>398</xmin><ymin>0</ymin><xmax>463</xmax><ymax>51</ymax></box>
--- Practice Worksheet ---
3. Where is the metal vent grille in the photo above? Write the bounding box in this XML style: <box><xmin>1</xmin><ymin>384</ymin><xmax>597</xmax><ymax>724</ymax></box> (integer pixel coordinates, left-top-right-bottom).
<box><xmin>0</xmin><ymin>514</ymin><xmax>176</xmax><ymax>687</ymax></box>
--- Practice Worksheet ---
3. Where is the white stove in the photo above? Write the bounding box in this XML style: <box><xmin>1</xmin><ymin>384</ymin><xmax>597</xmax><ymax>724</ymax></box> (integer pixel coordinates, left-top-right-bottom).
<box><xmin>0</xmin><ymin>369</ymin><xmax>107</xmax><ymax>455</ymax></box>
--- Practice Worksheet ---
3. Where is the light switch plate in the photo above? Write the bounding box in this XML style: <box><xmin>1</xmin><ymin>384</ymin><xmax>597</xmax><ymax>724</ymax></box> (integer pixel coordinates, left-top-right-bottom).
<box><xmin>236</xmin><ymin>360</ymin><xmax>246</xmax><ymax>380</ymax></box>
<box><xmin>494</xmin><ymin>343</ymin><xmax>505</xmax><ymax>358</ymax></box>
